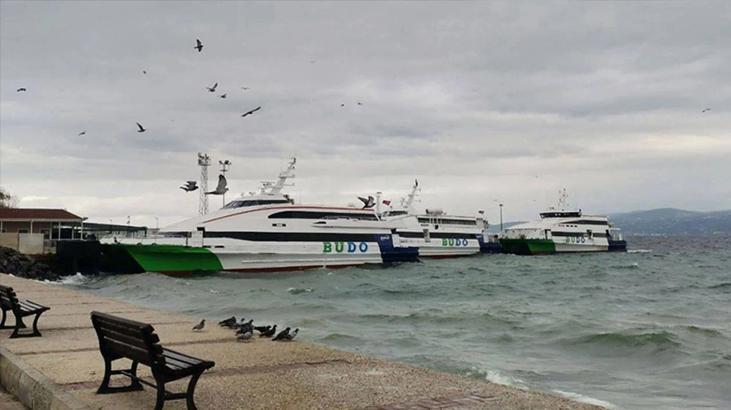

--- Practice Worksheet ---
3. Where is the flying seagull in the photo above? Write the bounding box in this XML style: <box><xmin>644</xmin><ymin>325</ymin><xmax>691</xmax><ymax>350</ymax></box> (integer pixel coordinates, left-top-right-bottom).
<box><xmin>241</xmin><ymin>106</ymin><xmax>261</xmax><ymax>117</ymax></box>
<box><xmin>78</xmin><ymin>131</ymin><xmax>86</xmax><ymax>136</ymax></box>
<box><xmin>358</xmin><ymin>195</ymin><xmax>376</xmax><ymax>209</ymax></box>
<box><xmin>142</xmin><ymin>70</ymin><xmax>147</xmax><ymax>74</ymax></box>
<box><xmin>194</xmin><ymin>38</ymin><xmax>203</xmax><ymax>52</ymax></box>
<box><xmin>272</xmin><ymin>327</ymin><xmax>291</xmax><ymax>341</ymax></box>
<box><xmin>136</xmin><ymin>122</ymin><xmax>146</xmax><ymax>133</ymax></box>
<box><xmin>180</xmin><ymin>181</ymin><xmax>198</xmax><ymax>192</ymax></box>
<box><xmin>16</xmin><ymin>88</ymin><xmax>27</xmax><ymax>92</ymax></box>
<box><xmin>241</xmin><ymin>87</ymin><xmax>250</xmax><ymax>91</ymax></box>
<box><xmin>357</xmin><ymin>102</ymin><xmax>363</xmax><ymax>106</ymax></box>
<box><xmin>192</xmin><ymin>319</ymin><xmax>205</xmax><ymax>332</ymax></box>
<box><xmin>206</xmin><ymin>174</ymin><xmax>229</xmax><ymax>195</ymax></box>
<box><xmin>702</xmin><ymin>108</ymin><xmax>711</xmax><ymax>113</ymax></box>
<box><xmin>340</xmin><ymin>103</ymin><xmax>345</xmax><ymax>107</ymax></box>
<box><xmin>260</xmin><ymin>325</ymin><xmax>277</xmax><ymax>338</ymax></box>
<box><xmin>206</xmin><ymin>82</ymin><xmax>218</xmax><ymax>92</ymax></box>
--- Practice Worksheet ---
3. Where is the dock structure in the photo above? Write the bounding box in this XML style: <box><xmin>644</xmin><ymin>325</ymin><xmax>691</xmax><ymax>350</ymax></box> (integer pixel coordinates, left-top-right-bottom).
<box><xmin>0</xmin><ymin>274</ymin><xmax>602</xmax><ymax>409</ymax></box>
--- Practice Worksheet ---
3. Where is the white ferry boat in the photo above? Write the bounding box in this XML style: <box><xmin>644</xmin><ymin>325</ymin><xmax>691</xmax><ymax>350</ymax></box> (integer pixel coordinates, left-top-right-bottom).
<box><xmin>101</xmin><ymin>158</ymin><xmax>418</xmax><ymax>275</ymax></box>
<box><xmin>499</xmin><ymin>189</ymin><xmax>626</xmax><ymax>255</ymax></box>
<box><xmin>379</xmin><ymin>180</ymin><xmax>488</xmax><ymax>258</ymax></box>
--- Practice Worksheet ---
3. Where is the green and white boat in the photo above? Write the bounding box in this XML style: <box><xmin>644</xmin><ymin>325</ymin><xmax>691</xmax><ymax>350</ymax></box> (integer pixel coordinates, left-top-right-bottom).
<box><xmin>499</xmin><ymin>190</ymin><xmax>626</xmax><ymax>255</ymax></box>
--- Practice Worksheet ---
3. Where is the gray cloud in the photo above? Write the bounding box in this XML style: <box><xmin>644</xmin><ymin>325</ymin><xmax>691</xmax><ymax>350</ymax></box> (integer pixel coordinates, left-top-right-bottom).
<box><xmin>1</xmin><ymin>1</ymin><xmax>730</xmax><ymax>226</ymax></box>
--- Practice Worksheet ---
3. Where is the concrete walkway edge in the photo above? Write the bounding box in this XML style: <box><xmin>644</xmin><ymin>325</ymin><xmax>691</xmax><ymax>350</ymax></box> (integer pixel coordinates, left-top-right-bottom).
<box><xmin>0</xmin><ymin>345</ymin><xmax>90</xmax><ymax>410</ymax></box>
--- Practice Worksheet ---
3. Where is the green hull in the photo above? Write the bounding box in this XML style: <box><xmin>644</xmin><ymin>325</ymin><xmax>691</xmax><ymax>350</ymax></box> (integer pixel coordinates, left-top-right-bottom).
<box><xmin>499</xmin><ymin>238</ymin><xmax>556</xmax><ymax>255</ymax></box>
<box><xmin>101</xmin><ymin>244</ymin><xmax>223</xmax><ymax>274</ymax></box>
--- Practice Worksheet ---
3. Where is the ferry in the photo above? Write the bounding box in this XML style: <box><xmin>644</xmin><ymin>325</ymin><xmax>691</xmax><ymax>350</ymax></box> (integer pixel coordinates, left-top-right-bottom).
<box><xmin>379</xmin><ymin>180</ymin><xmax>489</xmax><ymax>258</ymax></box>
<box><xmin>499</xmin><ymin>189</ymin><xmax>626</xmax><ymax>255</ymax></box>
<box><xmin>101</xmin><ymin>158</ymin><xmax>418</xmax><ymax>275</ymax></box>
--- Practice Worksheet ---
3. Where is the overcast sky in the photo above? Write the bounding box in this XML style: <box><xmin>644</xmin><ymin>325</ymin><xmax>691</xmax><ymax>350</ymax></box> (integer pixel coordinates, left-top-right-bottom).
<box><xmin>1</xmin><ymin>1</ymin><xmax>729</xmax><ymax>227</ymax></box>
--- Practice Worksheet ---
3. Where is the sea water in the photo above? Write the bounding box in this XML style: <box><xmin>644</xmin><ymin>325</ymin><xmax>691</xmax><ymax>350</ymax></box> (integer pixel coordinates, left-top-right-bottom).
<box><xmin>63</xmin><ymin>235</ymin><xmax>731</xmax><ymax>409</ymax></box>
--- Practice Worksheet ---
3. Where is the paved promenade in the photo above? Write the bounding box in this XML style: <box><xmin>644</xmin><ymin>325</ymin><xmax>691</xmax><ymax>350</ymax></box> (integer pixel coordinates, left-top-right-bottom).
<box><xmin>0</xmin><ymin>273</ymin><xmax>602</xmax><ymax>409</ymax></box>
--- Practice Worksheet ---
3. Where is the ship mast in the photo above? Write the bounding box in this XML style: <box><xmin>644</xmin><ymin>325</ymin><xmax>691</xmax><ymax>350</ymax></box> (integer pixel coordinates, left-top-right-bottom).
<box><xmin>197</xmin><ymin>152</ymin><xmax>211</xmax><ymax>215</ymax></box>
<box><xmin>557</xmin><ymin>187</ymin><xmax>569</xmax><ymax>211</ymax></box>
<box><xmin>261</xmin><ymin>157</ymin><xmax>296</xmax><ymax>195</ymax></box>
<box><xmin>401</xmin><ymin>179</ymin><xmax>421</xmax><ymax>212</ymax></box>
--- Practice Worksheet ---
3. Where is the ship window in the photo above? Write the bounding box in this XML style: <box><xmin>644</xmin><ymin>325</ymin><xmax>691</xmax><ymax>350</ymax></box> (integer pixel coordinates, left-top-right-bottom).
<box><xmin>268</xmin><ymin>211</ymin><xmax>378</xmax><ymax>221</ymax></box>
<box><xmin>223</xmin><ymin>199</ymin><xmax>291</xmax><ymax>209</ymax></box>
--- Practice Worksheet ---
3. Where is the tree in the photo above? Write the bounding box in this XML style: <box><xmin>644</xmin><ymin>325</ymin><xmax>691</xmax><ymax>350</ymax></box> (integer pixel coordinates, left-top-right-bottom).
<box><xmin>0</xmin><ymin>187</ymin><xmax>17</xmax><ymax>208</ymax></box>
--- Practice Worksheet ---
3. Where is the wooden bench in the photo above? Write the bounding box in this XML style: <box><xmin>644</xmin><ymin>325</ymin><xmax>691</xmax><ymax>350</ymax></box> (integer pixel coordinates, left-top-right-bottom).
<box><xmin>0</xmin><ymin>285</ymin><xmax>50</xmax><ymax>338</ymax></box>
<box><xmin>90</xmin><ymin>311</ymin><xmax>215</xmax><ymax>410</ymax></box>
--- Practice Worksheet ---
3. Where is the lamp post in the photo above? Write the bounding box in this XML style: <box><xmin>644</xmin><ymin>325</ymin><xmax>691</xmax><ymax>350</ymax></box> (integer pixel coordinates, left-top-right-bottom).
<box><xmin>219</xmin><ymin>159</ymin><xmax>231</xmax><ymax>207</ymax></box>
<box><xmin>499</xmin><ymin>203</ymin><xmax>504</xmax><ymax>233</ymax></box>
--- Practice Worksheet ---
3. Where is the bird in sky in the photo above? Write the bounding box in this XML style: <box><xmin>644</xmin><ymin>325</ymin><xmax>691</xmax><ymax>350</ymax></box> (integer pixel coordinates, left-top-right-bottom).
<box><xmin>241</xmin><ymin>87</ymin><xmax>250</xmax><ymax>91</ymax></box>
<box><xmin>219</xmin><ymin>93</ymin><xmax>227</xmax><ymax>99</ymax></box>
<box><xmin>194</xmin><ymin>38</ymin><xmax>203</xmax><ymax>52</ymax></box>
<box><xmin>16</xmin><ymin>88</ymin><xmax>27</xmax><ymax>92</ymax></box>
<box><xmin>702</xmin><ymin>108</ymin><xmax>711</xmax><ymax>113</ymax></box>
<box><xmin>180</xmin><ymin>181</ymin><xmax>198</xmax><ymax>192</ymax></box>
<box><xmin>136</xmin><ymin>122</ymin><xmax>146</xmax><ymax>133</ymax></box>
<box><xmin>142</xmin><ymin>70</ymin><xmax>147</xmax><ymax>74</ymax></box>
<box><xmin>206</xmin><ymin>82</ymin><xmax>218</xmax><ymax>92</ymax></box>
<box><xmin>357</xmin><ymin>102</ymin><xmax>363</xmax><ymax>106</ymax></box>
<box><xmin>340</xmin><ymin>103</ymin><xmax>345</xmax><ymax>107</ymax></box>
<box><xmin>241</xmin><ymin>106</ymin><xmax>262</xmax><ymax>117</ymax></box>
<box><xmin>78</xmin><ymin>131</ymin><xmax>86</xmax><ymax>136</ymax></box>
<box><xmin>192</xmin><ymin>319</ymin><xmax>205</xmax><ymax>332</ymax></box>
<box><xmin>206</xmin><ymin>174</ymin><xmax>229</xmax><ymax>195</ymax></box>
<box><xmin>358</xmin><ymin>196</ymin><xmax>376</xmax><ymax>209</ymax></box>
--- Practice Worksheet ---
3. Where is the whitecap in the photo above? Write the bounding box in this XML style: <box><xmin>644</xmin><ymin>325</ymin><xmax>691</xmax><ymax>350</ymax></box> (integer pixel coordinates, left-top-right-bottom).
<box><xmin>553</xmin><ymin>389</ymin><xmax>616</xmax><ymax>409</ymax></box>
<box><xmin>628</xmin><ymin>249</ymin><xmax>651</xmax><ymax>253</ymax></box>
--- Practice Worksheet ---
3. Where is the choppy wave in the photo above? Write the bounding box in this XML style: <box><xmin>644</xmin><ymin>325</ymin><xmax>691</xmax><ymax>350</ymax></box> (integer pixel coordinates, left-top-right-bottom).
<box><xmin>52</xmin><ymin>272</ymin><xmax>89</xmax><ymax>285</ymax></box>
<box><xmin>287</xmin><ymin>287</ymin><xmax>314</xmax><ymax>294</ymax></box>
<box><xmin>61</xmin><ymin>234</ymin><xmax>731</xmax><ymax>409</ymax></box>
<box><xmin>566</xmin><ymin>331</ymin><xmax>681</xmax><ymax>352</ymax></box>
<box><xmin>553</xmin><ymin>390</ymin><xmax>617</xmax><ymax>409</ymax></box>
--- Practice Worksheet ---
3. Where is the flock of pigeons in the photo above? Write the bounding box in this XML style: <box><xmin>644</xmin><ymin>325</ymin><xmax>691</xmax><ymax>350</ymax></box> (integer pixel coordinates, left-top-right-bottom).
<box><xmin>191</xmin><ymin>316</ymin><xmax>299</xmax><ymax>342</ymax></box>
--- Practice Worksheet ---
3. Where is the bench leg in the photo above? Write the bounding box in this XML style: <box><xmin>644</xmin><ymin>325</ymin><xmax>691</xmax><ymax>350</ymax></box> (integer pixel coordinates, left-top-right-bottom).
<box><xmin>155</xmin><ymin>383</ymin><xmax>166</xmax><ymax>410</ymax></box>
<box><xmin>185</xmin><ymin>371</ymin><xmax>203</xmax><ymax>410</ymax></box>
<box><xmin>0</xmin><ymin>307</ymin><xmax>8</xmax><ymax>329</ymax></box>
<box><xmin>10</xmin><ymin>316</ymin><xmax>26</xmax><ymax>338</ymax></box>
<box><xmin>97</xmin><ymin>358</ymin><xmax>145</xmax><ymax>394</ymax></box>
<box><xmin>9</xmin><ymin>314</ymin><xmax>42</xmax><ymax>338</ymax></box>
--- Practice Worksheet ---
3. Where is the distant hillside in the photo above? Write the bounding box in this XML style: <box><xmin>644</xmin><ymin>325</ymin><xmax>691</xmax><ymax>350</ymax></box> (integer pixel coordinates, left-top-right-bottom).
<box><xmin>485</xmin><ymin>208</ymin><xmax>731</xmax><ymax>235</ymax></box>
<box><xmin>610</xmin><ymin>208</ymin><xmax>731</xmax><ymax>235</ymax></box>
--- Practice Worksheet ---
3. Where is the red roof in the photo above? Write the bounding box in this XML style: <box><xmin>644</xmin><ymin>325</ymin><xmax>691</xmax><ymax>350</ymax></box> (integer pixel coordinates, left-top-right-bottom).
<box><xmin>0</xmin><ymin>208</ymin><xmax>82</xmax><ymax>221</ymax></box>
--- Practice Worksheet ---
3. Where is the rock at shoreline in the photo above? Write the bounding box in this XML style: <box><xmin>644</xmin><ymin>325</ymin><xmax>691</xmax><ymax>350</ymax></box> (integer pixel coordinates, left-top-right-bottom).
<box><xmin>0</xmin><ymin>247</ymin><xmax>60</xmax><ymax>281</ymax></box>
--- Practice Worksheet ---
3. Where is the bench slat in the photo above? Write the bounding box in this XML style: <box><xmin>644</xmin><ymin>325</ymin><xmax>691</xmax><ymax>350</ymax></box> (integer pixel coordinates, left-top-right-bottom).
<box><xmin>162</xmin><ymin>349</ymin><xmax>204</xmax><ymax>366</ymax></box>
<box><xmin>102</xmin><ymin>339</ymin><xmax>159</xmax><ymax>365</ymax></box>
<box><xmin>97</xmin><ymin>326</ymin><xmax>161</xmax><ymax>351</ymax></box>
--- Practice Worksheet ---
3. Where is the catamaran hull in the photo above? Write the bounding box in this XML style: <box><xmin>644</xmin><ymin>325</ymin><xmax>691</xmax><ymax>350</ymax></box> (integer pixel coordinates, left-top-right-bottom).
<box><xmin>499</xmin><ymin>238</ymin><xmax>615</xmax><ymax>255</ymax></box>
<box><xmin>100</xmin><ymin>235</ymin><xmax>417</xmax><ymax>275</ymax></box>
